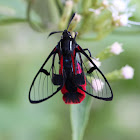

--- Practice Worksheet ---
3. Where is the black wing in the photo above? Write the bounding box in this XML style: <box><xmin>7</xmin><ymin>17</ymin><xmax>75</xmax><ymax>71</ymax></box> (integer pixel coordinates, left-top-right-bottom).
<box><xmin>29</xmin><ymin>47</ymin><xmax>64</xmax><ymax>104</ymax></box>
<box><xmin>75</xmin><ymin>46</ymin><xmax>113</xmax><ymax>101</ymax></box>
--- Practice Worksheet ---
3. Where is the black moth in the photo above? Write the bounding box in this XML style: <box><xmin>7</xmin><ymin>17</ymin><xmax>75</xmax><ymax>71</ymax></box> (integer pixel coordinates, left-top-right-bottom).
<box><xmin>29</xmin><ymin>13</ymin><xmax>113</xmax><ymax>104</ymax></box>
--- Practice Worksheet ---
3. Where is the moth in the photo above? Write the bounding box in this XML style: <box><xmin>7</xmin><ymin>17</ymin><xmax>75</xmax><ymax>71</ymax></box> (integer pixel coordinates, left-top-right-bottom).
<box><xmin>29</xmin><ymin>13</ymin><xmax>113</xmax><ymax>104</ymax></box>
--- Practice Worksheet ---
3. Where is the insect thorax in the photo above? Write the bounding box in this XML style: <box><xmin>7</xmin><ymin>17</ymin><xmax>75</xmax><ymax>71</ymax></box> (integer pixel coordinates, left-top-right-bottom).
<box><xmin>60</xmin><ymin>37</ymin><xmax>76</xmax><ymax>55</ymax></box>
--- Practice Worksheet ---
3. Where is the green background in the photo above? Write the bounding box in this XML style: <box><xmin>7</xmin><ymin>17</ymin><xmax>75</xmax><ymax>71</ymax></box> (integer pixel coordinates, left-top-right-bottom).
<box><xmin>0</xmin><ymin>0</ymin><xmax>140</xmax><ymax>140</ymax></box>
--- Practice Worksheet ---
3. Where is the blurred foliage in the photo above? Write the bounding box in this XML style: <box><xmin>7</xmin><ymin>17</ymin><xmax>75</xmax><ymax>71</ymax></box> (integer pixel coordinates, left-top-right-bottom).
<box><xmin>0</xmin><ymin>0</ymin><xmax>140</xmax><ymax>140</ymax></box>
<box><xmin>0</xmin><ymin>0</ymin><xmax>27</xmax><ymax>25</ymax></box>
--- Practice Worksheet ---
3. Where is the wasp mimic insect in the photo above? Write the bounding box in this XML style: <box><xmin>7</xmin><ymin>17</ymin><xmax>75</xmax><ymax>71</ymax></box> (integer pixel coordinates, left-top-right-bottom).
<box><xmin>29</xmin><ymin>13</ymin><xmax>113</xmax><ymax>104</ymax></box>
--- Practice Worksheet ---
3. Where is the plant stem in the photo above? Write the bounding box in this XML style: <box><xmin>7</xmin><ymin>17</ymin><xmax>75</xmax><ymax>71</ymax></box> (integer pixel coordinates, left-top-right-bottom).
<box><xmin>0</xmin><ymin>18</ymin><xmax>27</xmax><ymax>25</ymax></box>
<box><xmin>128</xmin><ymin>20</ymin><xmax>140</xmax><ymax>26</ymax></box>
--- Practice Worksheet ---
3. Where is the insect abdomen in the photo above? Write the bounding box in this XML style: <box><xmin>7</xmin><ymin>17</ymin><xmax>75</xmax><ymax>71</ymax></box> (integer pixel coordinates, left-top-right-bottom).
<box><xmin>61</xmin><ymin>62</ymin><xmax>86</xmax><ymax>104</ymax></box>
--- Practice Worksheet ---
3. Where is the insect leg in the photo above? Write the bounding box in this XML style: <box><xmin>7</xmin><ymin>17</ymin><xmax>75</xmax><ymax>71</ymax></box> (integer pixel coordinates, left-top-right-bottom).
<box><xmin>83</xmin><ymin>48</ymin><xmax>100</xmax><ymax>62</ymax></box>
<box><xmin>74</xmin><ymin>32</ymin><xmax>78</xmax><ymax>40</ymax></box>
<box><xmin>83</xmin><ymin>48</ymin><xmax>92</xmax><ymax>57</ymax></box>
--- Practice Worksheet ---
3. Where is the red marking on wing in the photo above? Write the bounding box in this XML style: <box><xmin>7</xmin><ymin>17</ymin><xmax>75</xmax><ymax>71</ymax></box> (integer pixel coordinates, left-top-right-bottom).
<box><xmin>59</xmin><ymin>55</ymin><xmax>63</xmax><ymax>75</ymax></box>
<box><xmin>76</xmin><ymin>62</ymin><xmax>86</xmax><ymax>103</ymax></box>
<box><xmin>61</xmin><ymin>84</ymin><xmax>68</xmax><ymax>94</ymax></box>
<box><xmin>71</xmin><ymin>54</ymin><xmax>75</xmax><ymax>75</ymax></box>
<box><xmin>77</xmin><ymin>46</ymin><xmax>80</xmax><ymax>50</ymax></box>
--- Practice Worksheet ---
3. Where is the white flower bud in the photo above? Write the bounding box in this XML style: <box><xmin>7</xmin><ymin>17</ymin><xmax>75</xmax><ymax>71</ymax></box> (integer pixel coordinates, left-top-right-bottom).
<box><xmin>112</xmin><ymin>0</ymin><xmax>127</xmax><ymax>12</ymax></box>
<box><xmin>112</xmin><ymin>11</ymin><xmax>119</xmax><ymax>25</ymax></box>
<box><xmin>102</xmin><ymin>0</ymin><xmax>109</xmax><ymax>7</ymax></box>
<box><xmin>73</xmin><ymin>13</ymin><xmax>81</xmax><ymax>23</ymax></box>
<box><xmin>121</xmin><ymin>65</ymin><xmax>134</xmax><ymax>79</ymax></box>
<box><xmin>92</xmin><ymin>79</ymin><xmax>104</xmax><ymax>92</ymax></box>
<box><xmin>112</xmin><ymin>13</ymin><xmax>129</xmax><ymax>27</ymax></box>
<box><xmin>89</xmin><ymin>7</ymin><xmax>103</xmax><ymax>16</ymax></box>
<box><xmin>66</xmin><ymin>0</ymin><xmax>73</xmax><ymax>8</ymax></box>
<box><xmin>119</xmin><ymin>14</ymin><xmax>129</xmax><ymax>26</ymax></box>
<box><xmin>89</xmin><ymin>58</ymin><xmax>101</xmax><ymax>68</ymax></box>
<box><xmin>110</xmin><ymin>42</ymin><xmax>123</xmax><ymax>55</ymax></box>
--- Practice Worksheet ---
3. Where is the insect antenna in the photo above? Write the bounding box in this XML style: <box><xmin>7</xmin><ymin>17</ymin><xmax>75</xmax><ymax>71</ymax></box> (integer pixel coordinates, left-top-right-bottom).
<box><xmin>67</xmin><ymin>13</ymin><xmax>76</xmax><ymax>30</ymax></box>
<box><xmin>48</xmin><ymin>31</ymin><xmax>63</xmax><ymax>38</ymax></box>
<box><xmin>48</xmin><ymin>13</ymin><xmax>76</xmax><ymax>38</ymax></box>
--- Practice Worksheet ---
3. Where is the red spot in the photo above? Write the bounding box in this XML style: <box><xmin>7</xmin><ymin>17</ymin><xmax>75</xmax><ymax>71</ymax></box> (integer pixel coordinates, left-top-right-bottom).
<box><xmin>76</xmin><ymin>63</ymin><xmax>86</xmax><ymax>103</ymax></box>
<box><xmin>71</xmin><ymin>54</ymin><xmax>75</xmax><ymax>75</ymax></box>
<box><xmin>61</xmin><ymin>84</ymin><xmax>68</xmax><ymax>94</ymax></box>
<box><xmin>59</xmin><ymin>55</ymin><xmax>63</xmax><ymax>75</ymax></box>
<box><xmin>77</xmin><ymin>46</ymin><xmax>81</xmax><ymax>50</ymax></box>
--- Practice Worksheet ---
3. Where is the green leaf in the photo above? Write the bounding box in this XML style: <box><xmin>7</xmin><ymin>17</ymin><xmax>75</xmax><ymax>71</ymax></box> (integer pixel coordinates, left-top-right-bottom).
<box><xmin>71</xmin><ymin>95</ymin><xmax>92</xmax><ymax>140</ymax></box>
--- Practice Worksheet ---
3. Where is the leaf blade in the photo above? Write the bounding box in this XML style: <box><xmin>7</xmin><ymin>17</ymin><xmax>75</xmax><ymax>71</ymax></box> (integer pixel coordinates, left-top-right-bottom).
<box><xmin>71</xmin><ymin>95</ymin><xmax>92</xmax><ymax>140</ymax></box>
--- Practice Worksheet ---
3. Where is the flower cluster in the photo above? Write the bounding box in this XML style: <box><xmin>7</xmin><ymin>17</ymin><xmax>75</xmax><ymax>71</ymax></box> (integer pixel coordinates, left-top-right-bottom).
<box><xmin>108</xmin><ymin>0</ymin><xmax>135</xmax><ymax>27</ymax></box>
<box><xmin>88</xmin><ymin>41</ymin><xmax>134</xmax><ymax>92</ymax></box>
<box><xmin>89</xmin><ymin>0</ymin><xmax>135</xmax><ymax>27</ymax></box>
<box><xmin>26</xmin><ymin>0</ymin><xmax>140</xmax><ymax>39</ymax></box>
<box><xmin>96</xmin><ymin>42</ymin><xmax>123</xmax><ymax>61</ymax></box>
